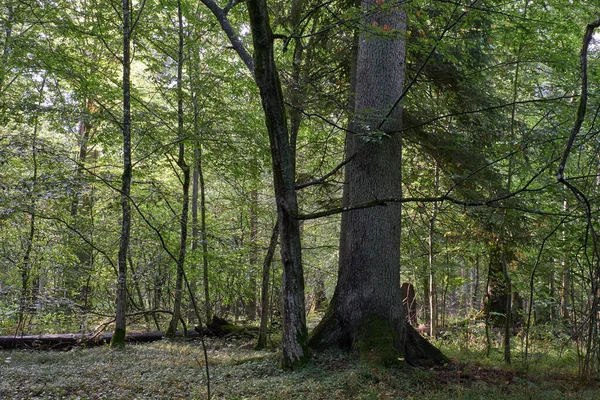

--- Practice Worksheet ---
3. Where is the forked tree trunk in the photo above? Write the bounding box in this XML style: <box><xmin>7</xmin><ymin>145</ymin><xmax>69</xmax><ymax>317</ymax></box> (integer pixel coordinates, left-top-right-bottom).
<box><xmin>309</xmin><ymin>1</ymin><xmax>445</xmax><ymax>366</ymax></box>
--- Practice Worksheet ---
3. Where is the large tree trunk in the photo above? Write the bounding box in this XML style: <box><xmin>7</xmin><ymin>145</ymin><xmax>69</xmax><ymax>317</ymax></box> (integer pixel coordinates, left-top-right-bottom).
<box><xmin>309</xmin><ymin>0</ymin><xmax>445</xmax><ymax>366</ymax></box>
<box><xmin>246</xmin><ymin>0</ymin><xmax>308</xmax><ymax>368</ymax></box>
<box><xmin>110</xmin><ymin>0</ymin><xmax>132</xmax><ymax>349</ymax></box>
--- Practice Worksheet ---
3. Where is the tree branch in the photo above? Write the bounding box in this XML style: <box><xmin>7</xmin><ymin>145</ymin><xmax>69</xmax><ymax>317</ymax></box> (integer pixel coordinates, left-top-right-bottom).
<box><xmin>199</xmin><ymin>0</ymin><xmax>255</xmax><ymax>75</ymax></box>
<box><xmin>295</xmin><ymin>159</ymin><xmax>559</xmax><ymax>220</ymax></box>
<box><xmin>556</xmin><ymin>18</ymin><xmax>600</xmax><ymax>181</ymax></box>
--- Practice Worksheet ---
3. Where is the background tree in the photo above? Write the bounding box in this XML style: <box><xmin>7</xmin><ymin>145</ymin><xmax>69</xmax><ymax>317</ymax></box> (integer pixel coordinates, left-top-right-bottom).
<box><xmin>110</xmin><ymin>0</ymin><xmax>134</xmax><ymax>349</ymax></box>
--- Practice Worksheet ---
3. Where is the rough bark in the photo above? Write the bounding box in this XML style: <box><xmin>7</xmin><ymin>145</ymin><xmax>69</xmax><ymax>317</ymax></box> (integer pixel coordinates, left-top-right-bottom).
<box><xmin>309</xmin><ymin>0</ymin><xmax>445</xmax><ymax>366</ymax></box>
<box><xmin>110</xmin><ymin>0</ymin><xmax>132</xmax><ymax>349</ymax></box>
<box><xmin>246</xmin><ymin>0</ymin><xmax>308</xmax><ymax>368</ymax></box>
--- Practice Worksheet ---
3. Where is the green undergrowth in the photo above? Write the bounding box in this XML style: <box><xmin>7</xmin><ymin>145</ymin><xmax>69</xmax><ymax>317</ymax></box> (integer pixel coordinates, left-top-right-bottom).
<box><xmin>1</xmin><ymin>337</ymin><xmax>598</xmax><ymax>399</ymax></box>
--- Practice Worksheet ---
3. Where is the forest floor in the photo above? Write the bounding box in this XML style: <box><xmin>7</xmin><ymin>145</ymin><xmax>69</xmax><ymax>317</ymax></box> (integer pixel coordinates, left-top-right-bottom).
<box><xmin>2</xmin><ymin>334</ymin><xmax>599</xmax><ymax>400</ymax></box>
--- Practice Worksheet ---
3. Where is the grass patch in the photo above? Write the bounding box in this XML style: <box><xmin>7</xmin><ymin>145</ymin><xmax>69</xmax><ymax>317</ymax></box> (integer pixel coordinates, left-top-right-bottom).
<box><xmin>1</xmin><ymin>336</ymin><xmax>599</xmax><ymax>399</ymax></box>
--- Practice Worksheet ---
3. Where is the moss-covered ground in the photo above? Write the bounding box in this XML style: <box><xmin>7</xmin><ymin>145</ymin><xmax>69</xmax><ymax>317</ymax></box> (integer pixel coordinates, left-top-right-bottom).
<box><xmin>2</xmin><ymin>333</ymin><xmax>599</xmax><ymax>399</ymax></box>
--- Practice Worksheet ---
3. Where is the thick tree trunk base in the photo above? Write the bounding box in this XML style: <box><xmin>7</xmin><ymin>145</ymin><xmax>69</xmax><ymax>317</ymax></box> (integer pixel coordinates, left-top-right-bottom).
<box><xmin>403</xmin><ymin>323</ymin><xmax>448</xmax><ymax>367</ymax></box>
<box><xmin>309</xmin><ymin>310</ymin><xmax>447</xmax><ymax>367</ymax></box>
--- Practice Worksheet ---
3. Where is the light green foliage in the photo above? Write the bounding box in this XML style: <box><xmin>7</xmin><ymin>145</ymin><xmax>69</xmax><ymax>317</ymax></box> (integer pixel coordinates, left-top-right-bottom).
<box><xmin>0</xmin><ymin>0</ymin><xmax>600</xmax><ymax>379</ymax></box>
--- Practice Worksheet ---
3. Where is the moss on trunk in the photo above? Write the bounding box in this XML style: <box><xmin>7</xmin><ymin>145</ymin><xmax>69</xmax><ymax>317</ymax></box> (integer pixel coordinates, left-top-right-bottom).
<box><xmin>109</xmin><ymin>328</ymin><xmax>126</xmax><ymax>349</ymax></box>
<box><xmin>356</xmin><ymin>314</ymin><xmax>398</xmax><ymax>366</ymax></box>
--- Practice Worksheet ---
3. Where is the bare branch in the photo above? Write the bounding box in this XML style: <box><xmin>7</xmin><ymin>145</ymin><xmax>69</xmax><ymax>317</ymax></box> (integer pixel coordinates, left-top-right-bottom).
<box><xmin>295</xmin><ymin>159</ymin><xmax>559</xmax><ymax>220</ymax></box>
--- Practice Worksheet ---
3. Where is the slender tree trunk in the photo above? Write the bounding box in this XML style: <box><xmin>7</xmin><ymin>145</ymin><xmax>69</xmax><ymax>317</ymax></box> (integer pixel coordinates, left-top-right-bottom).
<box><xmin>428</xmin><ymin>216</ymin><xmax>436</xmax><ymax>337</ymax></box>
<box><xmin>256</xmin><ymin>220</ymin><xmax>279</xmax><ymax>349</ymax></box>
<box><xmin>110</xmin><ymin>0</ymin><xmax>132</xmax><ymax>349</ymax></box>
<box><xmin>199</xmin><ymin>144</ymin><xmax>210</xmax><ymax>324</ymax></box>
<box><xmin>18</xmin><ymin>79</ymin><xmax>44</xmax><ymax>334</ymax></box>
<box><xmin>428</xmin><ymin>161</ymin><xmax>439</xmax><ymax>337</ymax></box>
<box><xmin>152</xmin><ymin>262</ymin><xmax>165</xmax><ymax>330</ymax></box>
<box><xmin>167</xmin><ymin>0</ymin><xmax>190</xmax><ymax>337</ymax></box>
<box><xmin>287</xmin><ymin>0</ymin><xmax>305</xmax><ymax>164</ymax></box>
<box><xmin>246</xmin><ymin>0</ymin><xmax>308</xmax><ymax>368</ymax></box>
<box><xmin>246</xmin><ymin>190</ymin><xmax>259</xmax><ymax>321</ymax></box>
<box><xmin>310</xmin><ymin>1</ymin><xmax>445</xmax><ymax>365</ymax></box>
<box><xmin>71</xmin><ymin>99</ymin><xmax>95</xmax><ymax>321</ymax></box>
<box><xmin>188</xmin><ymin>34</ymin><xmax>211</xmax><ymax>325</ymax></box>
<box><xmin>472</xmin><ymin>254</ymin><xmax>480</xmax><ymax>312</ymax></box>
<box><xmin>129</xmin><ymin>256</ymin><xmax>151</xmax><ymax>327</ymax></box>
<box><xmin>0</xmin><ymin>5</ymin><xmax>14</xmax><ymax>90</ymax></box>
<box><xmin>190</xmin><ymin>144</ymin><xmax>199</xmax><ymax>296</ymax></box>
<box><xmin>561</xmin><ymin>260</ymin><xmax>570</xmax><ymax>320</ymax></box>
<box><xmin>502</xmin><ymin>248</ymin><xmax>513</xmax><ymax>363</ymax></box>
<box><xmin>560</xmin><ymin>198</ymin><xmax>570</xmax><ymax>322</ymax></box>
<box><xmin>549</xmin><ymin>269</ymin><xmax>556</xmax><ymax>321</ymax></box>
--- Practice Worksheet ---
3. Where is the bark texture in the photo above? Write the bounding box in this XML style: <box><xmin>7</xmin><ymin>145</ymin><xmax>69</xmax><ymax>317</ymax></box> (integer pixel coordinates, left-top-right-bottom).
<box><xmin>246</xmin><ymin>0</ymin><xmax>308</xmax><ymax>368</ymax></box>
<box><xmin>309</xmin><ymin>1</ymin><xmax>445</xmax><ymax>366</ymax></box>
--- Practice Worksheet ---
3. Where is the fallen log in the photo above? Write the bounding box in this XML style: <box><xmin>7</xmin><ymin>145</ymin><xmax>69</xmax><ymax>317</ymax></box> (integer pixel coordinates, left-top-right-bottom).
<box><xmin>0</xmin><ymin>330</ymin><xmax>190</xmax><ymax>350</ymax></box>
<box><xmin>195</xmin><ymin>316</ymin><xmax>256</xmax><ymax>338</ymax></box>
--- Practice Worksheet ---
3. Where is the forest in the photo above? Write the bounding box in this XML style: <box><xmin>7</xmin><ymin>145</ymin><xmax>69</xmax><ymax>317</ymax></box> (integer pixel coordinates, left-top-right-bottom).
<box><xmin>2</xmin><ymin>0</ymin><xmax>600</xmax><ymax>398</ymax></box>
